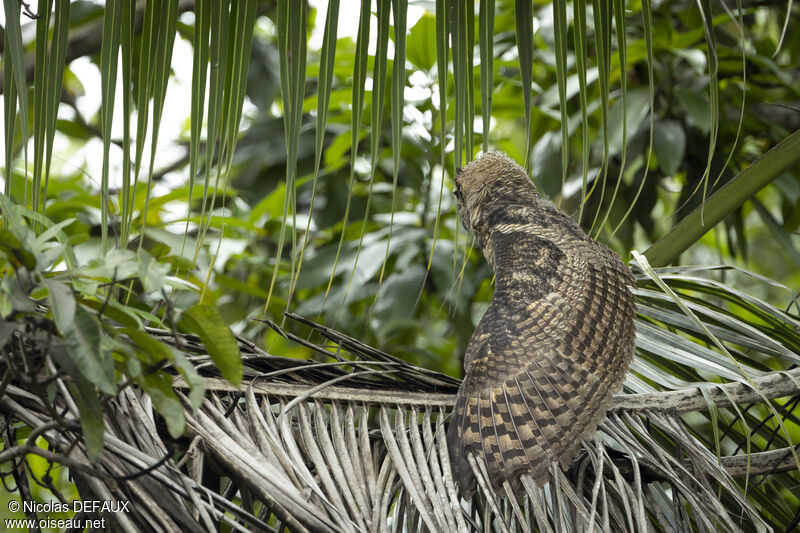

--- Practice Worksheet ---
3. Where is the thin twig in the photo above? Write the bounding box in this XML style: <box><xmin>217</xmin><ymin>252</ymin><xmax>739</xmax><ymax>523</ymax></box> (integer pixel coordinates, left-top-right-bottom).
<box><xmin>18</xmin><ymin>0</ymin><xmax>39</xmax><ymax>19</ymax></box>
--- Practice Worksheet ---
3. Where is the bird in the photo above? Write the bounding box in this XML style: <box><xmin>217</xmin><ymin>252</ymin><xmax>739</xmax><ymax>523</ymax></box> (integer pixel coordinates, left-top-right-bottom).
<box><xmin>446</xmin><ymin>152</ymin><xmax>637</xmax><ymax>497</ymax></box>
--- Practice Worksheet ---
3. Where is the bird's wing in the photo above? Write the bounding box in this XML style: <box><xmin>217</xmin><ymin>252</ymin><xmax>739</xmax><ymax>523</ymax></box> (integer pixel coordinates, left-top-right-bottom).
<box><xmin>446</xmin><ymin>243</ymin><xmax>636</xmax><ymax>496</ymax></box>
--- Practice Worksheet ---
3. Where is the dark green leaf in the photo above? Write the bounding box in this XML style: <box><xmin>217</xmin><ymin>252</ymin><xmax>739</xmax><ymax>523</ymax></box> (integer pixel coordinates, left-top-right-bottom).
<box><xmin>139</xmin><ymin>372</ymin><xmax>186</xmax><ymax>438</ymax></box>
<box><xmin>374</xmin><ymin>265</ymin><xmax>426</xmax><ymax>328</ymax></box>
<box><xmin>653</xmin><ymin>120</ymin><xmax>687</xmax><ymax>176</ymax></box>
<box><xmin>181</xmin><ymin>304</ymin><xmax>242</xmax><ymax>386</ymax></box>
<box><xmin>65</xmin><ymin>374</ymin><xmax>105</xmax><ymax>461</ymax></box>
<box><xmin>136</xmin><ymin>249</ymin><xmax>169</xmax><ymax>293</ymax></box>
<box><xmin>675</xmin><ymin>88</ymin><xmax>711</xmax><ymax>134</ymax></box>
<box><xmin>44</xmin><ymin>279</ymin><xmax>75</xmax><ymax>334</ymax></box>
<box><xmin>123</xmin><ymin>327</ymin><xmax>206</xmax><ymax>410</ymax></box>
<box><xmin>407</xmin><ymin>13</ymin><xmax>437</xmax><ymax>71</ymax></box>
<box><xmin>62</xmin><ymin>306</ymin><xmax>116</xmax><ymax>395</ymax></box>
<box><xmin>0</xmin><ymin>228</ymin><xmax>37</xmax><ymax>270</ymax></box>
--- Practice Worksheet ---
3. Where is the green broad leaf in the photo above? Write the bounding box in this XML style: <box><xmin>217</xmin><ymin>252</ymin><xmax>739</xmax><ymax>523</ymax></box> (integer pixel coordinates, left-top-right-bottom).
<box><xmin>653</xmin><ymin>120</ymin><xmax>687</xmax><ymax>176</ymax></box>
<box><xmin>127</xmin><ymin>235</ymin><xmax>171</xmax><ymax>259</ymax></box>
<box><xmin>30</xmin><ymin>218</ymin><xmax>76</xmax><ymax>252</ymax></box>
<box><xmin>62</xmin><ymin>306</ymin><xmax>116</xmax><ymax>395</ymax></box>
<box><xmin>406</xmin><ymin>13</ymin><xmax>436</xmax><ymax>71</ymax></box>
<box><xmin>0</xmin><ymin>276</ymin><xmax>36</xmax><ymax>315</ymax></box>
<box><xmin>675</xmin><ymin>88</ymin><xmax>711</xmax><ymax>134</ymax></box>
<box><xmin>181</xmin><ymin>304</ymin><xmax>242</xmax><ymax>387</ymax></box>
<box><xmin>7</xmin><ymin>206</ymin><xmax>77</xmax><ymax>270</ymax></box>
<box><xmin>139</xmin><ymin>371</ymin><xmax>185</xmax><ymax>439</ymax></box>
<box><xmin>672</xmin><ymin>47</ymin><xmax>707</xmax><ymax>74</ymax></box>
<box><xmin>214</xmin><ymin>273</ymin><xmax>270</xmax><ymax>300</ymax></box>
<box><xmin>137</xmin><ymin>249</ymin><xmax>169</xmax><ymax>293</ymax></box>
<box><xmin>532</xmin><ymin>131</ymin><xmax>563</xmax><ymax>198</ymax></box>
<box><xmin>0</xmin><ymin>228</ymin><xmax>37</xmax><ymax>270</ymax></box>
<box><xmin>55</xmin><ymin>118</ymin><xmax>93</xmax><ymax>140</ymax></box>
<box><xmin>292</xmin><ymin>243</ymin><xmax>355</xmax><ymax>290</ymax></box>
<box><xmin>80</xmin><ymin>249</ymin><xmax>138</xmax><ymax>279</ymax></box>
<box><xmin>65</xmin><ymin>375</ymin><xmax>105</xmax><ymax>461</ymax></box>
<box><xmin>608</xmin><ymin>88</ymin><xmax>651</xmax><ymax>157</ymax></box>
<box><xmin>0</xmin><ymin>195</ymin><xmax>30</xmax><ymax>243</ymax></box>
<box><xmin>50</xmin><ymin>342</ymin><xmax>106</xmax><ymax>460</ymax></box>
<box><xmin>122</xmin><ymin>328</ymin><xmax>205</xmax><ymax>410</ymax></box>
<box><xmin>77</xmin><ymin>297</ymin><xmax>141</xmax><ymax>328</ymax></box>
<box><xmin>122</xmin><ymin>327</ymin><xmax>175</xmax><ymax>365</ymax></box>
<box><xmin>125</xmin><ymin>348</ymin><xmax>142</xmax><ymax>377</ymax></box>
<box><xmin>373</xmin><ymin>265</ymin><xmax>426</xmax><ymax>327</ymax></box>
<box><xmin>164</xmin><ymin>254</ymin><xmax>198</xmax><ymax>273</ymax></box>
<box><xmin>297</xmin><ymin>279</ymin><xmax>376</xmax><ymax>318</ymax></box>
<box><xmin>44</xmin><ymin>279</ymin><xmax>75</xmax><ymax>333</ymax></box>
<box><xmin>170</xmin><ymin>350</ymin><xmax>206</xmax><ymax>410</ymax></box>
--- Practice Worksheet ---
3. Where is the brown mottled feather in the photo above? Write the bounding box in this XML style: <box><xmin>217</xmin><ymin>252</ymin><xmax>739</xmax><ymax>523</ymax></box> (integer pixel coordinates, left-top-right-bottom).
<box><xmin>446</xmin><ymin>152</ymin><xmax>636</xmax><ymax>497</ymax></box>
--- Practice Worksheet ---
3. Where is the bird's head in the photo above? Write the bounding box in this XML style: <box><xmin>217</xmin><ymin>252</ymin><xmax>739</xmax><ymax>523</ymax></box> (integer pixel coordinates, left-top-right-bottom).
<box><xmin>453</xmin><ymin>152</ymin><xmax>539</xmax><ymax>236</ymax></box>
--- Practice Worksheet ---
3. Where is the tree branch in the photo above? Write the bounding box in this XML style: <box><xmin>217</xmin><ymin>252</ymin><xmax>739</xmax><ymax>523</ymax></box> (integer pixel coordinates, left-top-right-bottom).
<box><xmin>175</xmin><ymin>366</ymin><xmax>800</xmax><ymax>411</ymax></box>
<box><xmin>721</xmin><ymin>445</ymin><xmax>800</xmax><ymax>477</ymax></box>
<box><xmin>612</xmin><ymin>368</ymin><xmax>800</xmax><ymax>413</ymax></box>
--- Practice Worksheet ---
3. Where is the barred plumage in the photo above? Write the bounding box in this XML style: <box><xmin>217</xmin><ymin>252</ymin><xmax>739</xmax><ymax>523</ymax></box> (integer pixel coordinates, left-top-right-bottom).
<box><xmin>446</xmin><ymin>152</ymin><xmax>637</xmax><ymax>497</ymax></box>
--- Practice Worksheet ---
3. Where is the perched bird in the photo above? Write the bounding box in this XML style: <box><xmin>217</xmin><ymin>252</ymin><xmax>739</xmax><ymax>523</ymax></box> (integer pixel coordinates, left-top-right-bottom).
<box><xmin>446</xmin><ymin>152</ymin><xmax>636</xmax><ymax>497</ymax></box>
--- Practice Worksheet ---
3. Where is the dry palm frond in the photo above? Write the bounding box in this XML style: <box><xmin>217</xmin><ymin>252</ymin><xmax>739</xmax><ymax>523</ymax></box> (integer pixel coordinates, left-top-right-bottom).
<box><xmin>2</xmin><ymin>269</ymin><xmax>800</xmax><ymax>531</ymax></box>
